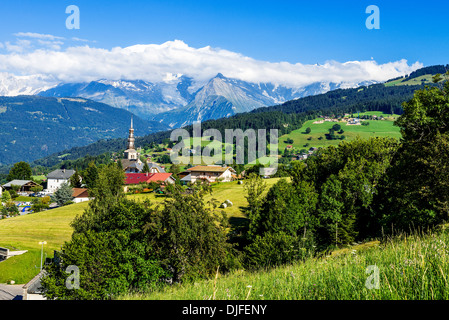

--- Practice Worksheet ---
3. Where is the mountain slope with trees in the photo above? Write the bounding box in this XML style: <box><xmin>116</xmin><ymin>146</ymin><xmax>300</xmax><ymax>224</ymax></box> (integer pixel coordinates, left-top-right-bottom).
<box><xmin>0</xmin><ymin>96</ymin><xmax>168</xmax><ymax>165</ymax></box>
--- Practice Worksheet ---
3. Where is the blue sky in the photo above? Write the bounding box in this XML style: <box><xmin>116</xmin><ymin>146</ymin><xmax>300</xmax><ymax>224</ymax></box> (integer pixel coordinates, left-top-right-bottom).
<box><xmin>0</xmin><ymin>0</ymin><xmax>447</xmax><ymax>65</ymax></box>
<box><xmin>0</xmin><ymin>0</ymin><xmax>446</xmax><ymax>88</ymax></box>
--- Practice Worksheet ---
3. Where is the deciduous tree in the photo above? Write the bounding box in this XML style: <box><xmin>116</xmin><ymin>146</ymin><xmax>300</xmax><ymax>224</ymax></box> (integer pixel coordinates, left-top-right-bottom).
<box><xmin>7</xmin><ymin>161</ymin><xmax>32</xmax><ymax>181</ymax></box>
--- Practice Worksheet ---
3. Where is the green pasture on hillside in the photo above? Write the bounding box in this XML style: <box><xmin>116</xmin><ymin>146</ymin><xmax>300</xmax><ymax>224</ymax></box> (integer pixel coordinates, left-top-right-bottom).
<box><xmin>279</xmin><ymin>112</ymin><xmax>401</xmax><ymax>151</ymax></box>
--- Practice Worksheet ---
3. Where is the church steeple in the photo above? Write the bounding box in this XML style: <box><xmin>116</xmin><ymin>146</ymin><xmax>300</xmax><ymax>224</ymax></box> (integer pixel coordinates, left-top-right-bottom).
<box><xmin>127</xmin><ymin>116</ymin><xmax>135</xmax><ymax>151</ymax></box>
<box><xmin>121</xmin><ymin>116</ymin><xmax>142</xmax><ymax>170</ymax></box>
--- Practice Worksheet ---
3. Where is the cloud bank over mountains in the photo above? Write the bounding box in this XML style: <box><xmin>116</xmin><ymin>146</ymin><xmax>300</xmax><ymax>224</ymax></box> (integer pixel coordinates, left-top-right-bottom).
<box><xmin>0</xmin><ymin>32</ymin><xmax>422</xmax><ymax>90</ymax></box>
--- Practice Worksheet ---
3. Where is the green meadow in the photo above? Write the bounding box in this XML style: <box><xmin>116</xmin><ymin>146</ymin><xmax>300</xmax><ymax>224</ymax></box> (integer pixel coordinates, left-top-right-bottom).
<box><xmin>384</xmin><ymin>74</ymin><xmax>441</xmax><ymax>87</ymax></box>
<box><xmin>121</xmin><ymin>227</ymin><xmax>449</xmax><ymax>300</ymax></box>
<box><xmin>0</xmin><ymin>202</ymin><xmax>89</xmax><ymax>284</ymax></box>
<box><xmin>279</xmin><ymin>112</ymin><xmax>401</xmax><ymax>151</ymax></box>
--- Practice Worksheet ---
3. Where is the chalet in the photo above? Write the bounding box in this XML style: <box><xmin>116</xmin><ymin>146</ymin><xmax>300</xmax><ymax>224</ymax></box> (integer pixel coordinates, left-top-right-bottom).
<box><xmin>181</xmin><ymin>165</ymin><xmax>236</xmax><ymax>184</ymax></box>
<box><xmin>72</xmin><ymin>188</ymin><xmax>91</xmax><ymax>203</ymax></box>
<box><xmin>47</xmin><ymin>169</ymin><xmax>75</xmax><ymax>192</ymax></box>
<box><xmin>146</xmin><ymin>162</ymin><xmax>166</xmax><ymax>173</ymax></box>
<box><xmin>178</xmin><ymin>171</ymin><xmax>191</xmax><ymax>180</ymax></box>
<box><xmin>2</xmin><ymin>180</ymin><xmax>41</xmax><ymax>193</ymax></box>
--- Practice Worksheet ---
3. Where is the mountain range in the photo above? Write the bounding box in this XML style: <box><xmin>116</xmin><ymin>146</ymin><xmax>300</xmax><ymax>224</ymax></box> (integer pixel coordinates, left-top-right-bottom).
<box><xmin>36</xmin><ymin>73</ymin><xmax>376</xmax><ymax>128</ymax></box>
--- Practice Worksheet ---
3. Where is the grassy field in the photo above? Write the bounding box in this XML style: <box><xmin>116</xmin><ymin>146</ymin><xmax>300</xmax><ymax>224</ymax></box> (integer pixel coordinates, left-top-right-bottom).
<box><xmin>0</xmin><ymin>178</ymin><xmax>283</xmax><ymax>284</ymax></box>
<box><xmin>128</xmin><ymin>178</ymin><xmax>283</xmax><ymax>219</ymax></box>
<box><xmin>0</xmin><ymin>201</ymin><xmax>89</xmax><ymax>284</ymax></box>
<box><xmin>121</xmin><ymin>228</ymin><xmax>449</xmax><ymax>300</ymax></box>
<box><xmin>384</xmin><ymin>74</ymin><xmax>441</xmax><ymax>87</ymax></box>
<box><xmin>278</xmin><ymin>112</ymin><xmax>401</xmax><ymax>151</ymax></box>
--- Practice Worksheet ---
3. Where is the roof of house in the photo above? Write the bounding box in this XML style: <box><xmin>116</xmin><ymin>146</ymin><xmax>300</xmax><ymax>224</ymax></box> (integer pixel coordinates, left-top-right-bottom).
<box><xmin>147</xmin><ymin>162</ymin><xmax>166</xmax><ymax>173</ymax></box>
<box><xmin>2</xmin><ymin>180</ymin><xmax>39</xmax><ymax>188</ymax></box>
<box><xmin>180</xmin><ymin>174</ymin><xmax>192</xmax><ymax>181</ymax></box>
<box><xmin>124</xmin><ymin>173</ymin><xmax>174</xmax><ymax>185</ymax></box>
<box><xmin>147</xmin><ymin>172</ymin><xmax>173</xmax><ymax>182</ymax></box>
<box><xmin>187</xmin><ymin>165</ymin><xmax>235</xmax><ymax>173</ymax></box>
<box><xmin>120</xmin><ymin>159</ymin><xmax>145</xmax><ymax>171</ymax></box>
<box><xmin>47</xmin><ymin>169</ymin><xmax>76</xmax><ymax>179</ymax></box>
<box><xmin>72</xmin><ymin>188</ymin><xmax>90</xmax><ymax>198</ymax></box>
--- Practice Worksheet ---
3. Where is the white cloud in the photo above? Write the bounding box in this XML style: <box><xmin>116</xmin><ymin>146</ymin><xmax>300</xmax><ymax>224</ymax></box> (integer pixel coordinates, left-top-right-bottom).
<box><xmin>0</xmin><ymin>39</ymin><xmax>422</xmax><ymax>88</ymax></box>
<box><xmin>2</xmin><ymin>32</ymin><xmax>66</xmax><ymax>53</ymax></box>
<box><xmin>71</xmin><ymin>37</ymin><xmax>96</xmax><ymax>43</ymax></box>
<box><xmin>3</xmin><ymin>39</ymin><xmax>34</xmax><ymax>53</ymax></box>
<box><xmin>14</xmin><ymin>32</ymin><xmax>65</xmax><ymax>41</ymax></box>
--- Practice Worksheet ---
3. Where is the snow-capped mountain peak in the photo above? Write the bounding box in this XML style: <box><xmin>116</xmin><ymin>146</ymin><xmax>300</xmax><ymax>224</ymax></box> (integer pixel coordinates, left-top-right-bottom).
<box><xmin>0</xmin><ymin>72</ymin><xmax>57</xmax><ymax>96</ymax></box>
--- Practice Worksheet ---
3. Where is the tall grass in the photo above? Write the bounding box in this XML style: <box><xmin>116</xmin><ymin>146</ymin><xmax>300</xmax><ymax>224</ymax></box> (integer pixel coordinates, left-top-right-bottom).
<box><xmin>121</xmin><ymin>227</ymin><xmax>449</xmax><ymax>300</ymax></box>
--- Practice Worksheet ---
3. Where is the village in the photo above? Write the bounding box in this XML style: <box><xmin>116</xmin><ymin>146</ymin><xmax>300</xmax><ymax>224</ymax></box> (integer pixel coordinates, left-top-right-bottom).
<box><xmin>1</xmin><ymin>112</ymin><xmax>394</xmax><ymax>218</ymax></box>
<box><xmin>0</xmin><ymin>118</ymin><xmax>246</xmax><ymax>218</ymax></box>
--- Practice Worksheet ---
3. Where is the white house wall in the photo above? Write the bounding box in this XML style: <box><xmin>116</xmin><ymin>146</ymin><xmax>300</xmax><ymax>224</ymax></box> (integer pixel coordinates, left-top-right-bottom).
<box><xmin>47</xmin><ymin>178</ymin><xmax>69</xmax><ymax>192</ymax></box>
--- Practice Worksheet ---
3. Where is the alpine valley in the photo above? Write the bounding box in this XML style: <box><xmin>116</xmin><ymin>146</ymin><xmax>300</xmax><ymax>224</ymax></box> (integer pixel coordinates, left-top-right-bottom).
<box><xmin>1</xmin><ymin>65</ymin><xmax>445</xmax><ymax>166</ymax></box>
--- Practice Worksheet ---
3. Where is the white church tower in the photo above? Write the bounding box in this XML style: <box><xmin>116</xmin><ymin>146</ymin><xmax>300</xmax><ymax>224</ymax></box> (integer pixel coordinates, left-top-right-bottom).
<box><xmin>124</xmin><ymin>116</ymin><xmax>140</xmax><ymax>161</ymax></box>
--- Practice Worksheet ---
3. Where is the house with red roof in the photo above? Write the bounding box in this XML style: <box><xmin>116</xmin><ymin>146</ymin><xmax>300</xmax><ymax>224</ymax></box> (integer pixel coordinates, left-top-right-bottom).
<box><xmin>124</xmin><ymin>172</ymin><xmax>175</xmax><ymax>192</ymax></box>
<box><xmin>72</xmin><ymin>188</ymin><xmax>91</xmax><ymax>203</ymax></box>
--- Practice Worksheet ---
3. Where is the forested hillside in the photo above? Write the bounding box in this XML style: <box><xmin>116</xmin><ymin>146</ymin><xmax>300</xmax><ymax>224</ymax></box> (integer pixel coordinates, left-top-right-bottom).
<box><xmin>0</xmin><ymin>96</ymin><xmax>167</xmax><ymax>166</ymax></box>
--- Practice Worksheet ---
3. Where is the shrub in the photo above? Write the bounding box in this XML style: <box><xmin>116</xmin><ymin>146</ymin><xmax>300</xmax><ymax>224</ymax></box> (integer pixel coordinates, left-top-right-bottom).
<box><xmin>243</xmin><ymin>232</ymin><xmax>315</xmax><ymax>269</ymax></box>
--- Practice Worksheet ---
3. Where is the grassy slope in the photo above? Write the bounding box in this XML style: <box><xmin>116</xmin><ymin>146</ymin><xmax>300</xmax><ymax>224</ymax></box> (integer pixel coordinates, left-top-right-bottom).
<box><xmin>384</xmin><ymin>74</ymin><xmax>438</xmax><ymax>87</ymax></box>
<box><xmin>278</xmin><ymin>112</ymin><xmax>401</xmax><ymax>151</ymax></box>
<box><xmin>128</xmin><ymin>178</ymin><xmax>282</xmax><ymax>219</ymax></box>
<box><xmin>0</xmin><ymin>202</ymin><xmax>89</xmax><ymax>284</ymax></box>
<box><xmin>122</xmin><ymin>228</ymin><xmax>449</xmax><ymax>300</ymax></box>
<box><xmin>0</xmin><ymin>178</ymin><xmax>283</xmax><ymax>284</ymax></box>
